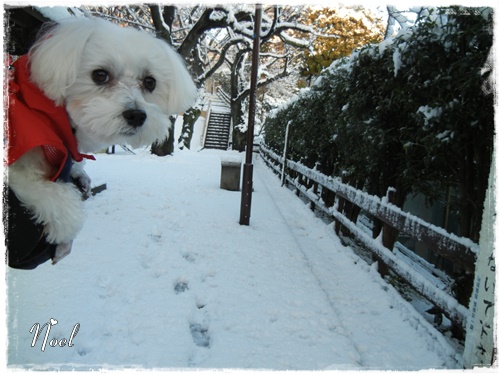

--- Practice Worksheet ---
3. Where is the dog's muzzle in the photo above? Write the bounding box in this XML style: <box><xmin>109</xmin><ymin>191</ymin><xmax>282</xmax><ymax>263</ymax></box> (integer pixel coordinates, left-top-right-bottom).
<box><xmin>123</xmin><ymin>109</ymin><xmax>147</xmax><ymax>127</ymax></box>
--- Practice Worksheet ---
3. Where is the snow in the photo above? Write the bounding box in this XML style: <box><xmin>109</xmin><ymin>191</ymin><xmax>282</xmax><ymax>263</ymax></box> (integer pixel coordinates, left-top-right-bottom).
<box><xmin>279</xmin><ymin>32</ymin><xmax>311</xmax><ymax>48</ymax></box>
<box><xmin>378</xmin><ymin>36</ymin><xmax>394</xmax><ymax>55</ymax></box>
<box><xmin>418</xmin><ymin>105</ymin><xmax>444</xmax><ymax>128</ymax></box>
<box><xmin>220</xmin><ymin>155</ymin><xmax>242</xmax><ymax>167</ymax></box>
<box><xmin>258</xmin><ymin>145</ymin><xmax>475</xmax><ymax>332</ymax></box>
<box><xmin>35</xmin><ymin>6</ymin><xmax>85</xmax><ymax>21</ymax></box>
<box><xmin>393</xmin><ymin>46</ymin><xmax>402</xmax><ymax>77</ymax></box>
<box><xmin>209</xmin><ymin>10</ymin><xmax>226</xmax><ymax>22</ymax></box>
<box><xmin>5</xmin><ymin>145</ymin><xmax>461</xmax><ymax>370</ymax></box>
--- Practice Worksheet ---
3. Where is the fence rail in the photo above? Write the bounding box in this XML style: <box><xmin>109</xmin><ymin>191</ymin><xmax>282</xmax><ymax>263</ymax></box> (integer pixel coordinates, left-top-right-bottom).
<box><xmin>259</xmin><ymin>143</ymin><xmax>478</xmax><ymax>332</ymax></box>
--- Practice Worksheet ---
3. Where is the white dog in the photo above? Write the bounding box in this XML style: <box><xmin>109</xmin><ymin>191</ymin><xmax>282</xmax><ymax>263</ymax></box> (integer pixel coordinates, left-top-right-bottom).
<box><xmin>5</xmin><ymin>17</ymin><xmax>197</xmax><ymax>267</ymax></box>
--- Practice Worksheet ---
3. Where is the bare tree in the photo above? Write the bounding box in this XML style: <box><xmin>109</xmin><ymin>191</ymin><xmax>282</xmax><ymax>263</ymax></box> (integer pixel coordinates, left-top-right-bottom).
<box><xmin>85</xmin><ymin>5</ymin><xmax>316</xmax><ymax>152</ymax></box>
<box><xmin>171</xmin><ymin>5</ymin><xmax>314</xmax><ymax>150</ymax></box>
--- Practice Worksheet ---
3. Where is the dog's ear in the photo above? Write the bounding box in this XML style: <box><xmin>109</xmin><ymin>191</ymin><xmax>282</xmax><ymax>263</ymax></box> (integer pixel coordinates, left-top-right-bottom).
<box><xmin>29</xmin><ymin>18</ymin><xmax>95</xmax><ymax>105</ymax></box>
<box><xmin>157</xmin><ymin>42</ymin><xmax>199</xmax><ymax>114</ymax></box>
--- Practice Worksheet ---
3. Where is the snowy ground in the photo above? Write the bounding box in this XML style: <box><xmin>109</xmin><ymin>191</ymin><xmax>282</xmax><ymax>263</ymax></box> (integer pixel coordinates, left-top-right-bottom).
<box><xmin>5</xmin><ymin>144</ymin><xmax>462</xmax><ymax>371</ymax></box>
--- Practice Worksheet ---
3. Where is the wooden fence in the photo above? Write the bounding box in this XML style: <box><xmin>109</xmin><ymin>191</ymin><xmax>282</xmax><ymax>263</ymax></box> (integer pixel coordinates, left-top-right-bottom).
<box><xmin>259</xmin><ymin>143</ymin><xmax>478</xmax><ymax>332</ymax></box>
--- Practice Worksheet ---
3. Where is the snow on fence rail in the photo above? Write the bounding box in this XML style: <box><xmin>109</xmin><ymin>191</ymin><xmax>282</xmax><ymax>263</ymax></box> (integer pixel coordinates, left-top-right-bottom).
<box><xmin>216</xmin><ymin>87</ymin><xmax>231</xmax><ymax>106</ymax></box>
<box><xmin>259</xmin><ymin>143</ymin><xmax>478</xmax><ymax>331</ymax></box>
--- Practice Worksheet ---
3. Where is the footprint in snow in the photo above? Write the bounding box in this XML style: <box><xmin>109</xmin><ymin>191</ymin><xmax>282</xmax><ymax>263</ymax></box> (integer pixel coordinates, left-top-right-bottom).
<box><xmin>182</xmin><ymin>253</ymin><xmax>196</xmax><ymax>263</ymax></box>
<box><xmin>174</xmin><ymin>280</ymin><xmax>189</xmax><ymax>294</ymax></box>
<box><xmin>189</xmin><ymin>323</ymin><xmax>210</xmax><ymax>348</ymax></box>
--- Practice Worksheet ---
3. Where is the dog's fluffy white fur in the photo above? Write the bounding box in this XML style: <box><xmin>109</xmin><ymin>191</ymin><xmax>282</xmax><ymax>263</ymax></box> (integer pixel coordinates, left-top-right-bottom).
<box><xmin>7</xmin><ymin>17</ymin><xmax>197</xmax><ymax>255</ymax></box>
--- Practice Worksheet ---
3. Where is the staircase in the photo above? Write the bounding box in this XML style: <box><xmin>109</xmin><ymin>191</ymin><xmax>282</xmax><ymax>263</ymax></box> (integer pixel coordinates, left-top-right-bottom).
<box><xmin>203</xmin><ymin>88</ymin><xmax>232</xmax><ymax>150</ymax></box>
<box><xmin>204</xmin><ymin>112</ymin><xmax>231</xmax><ymax>150</ymax></box>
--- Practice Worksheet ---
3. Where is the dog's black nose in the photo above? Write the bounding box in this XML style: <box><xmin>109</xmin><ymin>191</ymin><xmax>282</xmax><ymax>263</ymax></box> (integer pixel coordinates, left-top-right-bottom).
<box><xmin>123</xmin><ymin>109</ymin><xmax>147</xmax><ymax>127</ymax></box>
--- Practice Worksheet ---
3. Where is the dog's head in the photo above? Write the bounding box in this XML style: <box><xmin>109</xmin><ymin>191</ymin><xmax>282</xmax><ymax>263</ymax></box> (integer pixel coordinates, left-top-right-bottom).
<box><xmin>29</xmin><ymin>18</ymin><xmax>198</xmax><ymax>152</ymax></box>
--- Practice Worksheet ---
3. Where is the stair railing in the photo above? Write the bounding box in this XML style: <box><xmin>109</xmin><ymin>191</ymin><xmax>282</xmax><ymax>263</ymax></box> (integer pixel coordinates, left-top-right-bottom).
<box><xmin>216</xmin><ymin>87</ymin><xmax>231</xmax><ymax>106</ymax></box>
<box><xmin>227</xmin><ymin>115</ymin><xmax>233</xmax><ymax>150</ymax></box>
<box><xmin>201</xmin><ymin>101</ymin><xmax>212</xmax><ymax>149</ymax></box>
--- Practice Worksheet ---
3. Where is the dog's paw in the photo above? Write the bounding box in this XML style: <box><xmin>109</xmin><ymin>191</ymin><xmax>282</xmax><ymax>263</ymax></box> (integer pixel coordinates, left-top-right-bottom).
<box><xmin>70</xmin><ymin>161</ymin><xmax>92</xmax><ymax>197</ymax></box>
<box><xmin>40</xmin><ymin>183</ymin><xmax>85</xmax><ymax>244</ymax></box>
<box><xmin>11</xmin><ymin>179</ymin><xmax>87</xmax><ymax>245</ymax></box>
<box><xmin>8</xmin><ymin>150</ymin><xmax>87</xmax><ymax>245</ymax></box>
<box><xmin>52</xmin><ymin>241</ymin><xmax>73</xmax><ymax>265</ymax></box>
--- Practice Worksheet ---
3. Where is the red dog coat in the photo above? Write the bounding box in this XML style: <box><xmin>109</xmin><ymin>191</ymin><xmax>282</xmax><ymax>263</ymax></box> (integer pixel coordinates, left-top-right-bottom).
<box><xmin>5</xmin><ymin>55</ymin><xmax>95</xmax><ymax>181</ymax></box>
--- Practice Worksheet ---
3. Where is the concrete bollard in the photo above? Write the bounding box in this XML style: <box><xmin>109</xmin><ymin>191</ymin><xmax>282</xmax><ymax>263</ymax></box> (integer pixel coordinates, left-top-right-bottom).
<box><xmin>220</xmin><ymin>157</ymin><xmax>242</xmax><ymax>191</ymax></box>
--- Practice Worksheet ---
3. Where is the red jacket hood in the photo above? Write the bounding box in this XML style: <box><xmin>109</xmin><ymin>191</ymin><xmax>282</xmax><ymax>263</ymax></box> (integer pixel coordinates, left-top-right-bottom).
<box><xmin>5</xmin><ymin>55</ymin><xmax>95</xmax><ymax>181</ymax></box>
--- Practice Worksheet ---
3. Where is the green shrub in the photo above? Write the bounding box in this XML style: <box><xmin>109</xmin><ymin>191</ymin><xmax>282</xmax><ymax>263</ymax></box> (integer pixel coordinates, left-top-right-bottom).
<box><xmin>263</xmin><ymin>6</ymin><xmax>494</xmax><ymax>241</ymax></box>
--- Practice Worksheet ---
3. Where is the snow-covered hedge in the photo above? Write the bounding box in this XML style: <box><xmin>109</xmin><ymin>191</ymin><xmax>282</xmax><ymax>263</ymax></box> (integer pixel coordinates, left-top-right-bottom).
<box><xmin>263</xmin><ymin>6</ymin><xmax>494</xmax><ymax>242</ymax></box>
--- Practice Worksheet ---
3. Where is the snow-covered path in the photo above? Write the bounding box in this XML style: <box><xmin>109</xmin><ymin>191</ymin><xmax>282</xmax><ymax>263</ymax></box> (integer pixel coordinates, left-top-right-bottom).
<box><xmin>6</xmin><ymin>149</ymin><xmax>460</xmax><ymax>370</ymax></box>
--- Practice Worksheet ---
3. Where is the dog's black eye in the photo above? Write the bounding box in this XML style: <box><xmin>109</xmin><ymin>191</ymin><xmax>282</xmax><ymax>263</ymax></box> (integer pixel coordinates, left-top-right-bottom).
<box><xmin>92</xmin><ymin>69</ymin><xmax>110</xmax><ymax>85</ymax></box>
<box><xmin>143</xmin><ymin>76</ymin><xmax>156</xmax><ymax>92</ymax></box>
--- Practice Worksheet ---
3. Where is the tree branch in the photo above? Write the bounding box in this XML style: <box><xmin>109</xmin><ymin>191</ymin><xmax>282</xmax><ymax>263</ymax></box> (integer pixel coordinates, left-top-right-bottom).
<box><xmin>198</xmin><ymin>37</ymin><xmax>250</xmax><ymax>86</ymax></box>
<box><xmin>149</xmin><ymin>5</ymin><xmax>173</xmax><ymax>44</ymax></box>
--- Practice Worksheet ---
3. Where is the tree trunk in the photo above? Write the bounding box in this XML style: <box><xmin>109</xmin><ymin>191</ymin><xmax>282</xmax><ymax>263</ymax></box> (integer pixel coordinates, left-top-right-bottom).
<box><xmin>150</xmin><ymin>5</ymin><xmax>174</xmax><ymax>44</ymax></box>
<box><xmin>148</xmin><ymin>6</ymin><xmax>177</xmax><ymax>157</ymax></box>
<box><xmin>231</xmin><ymin>99</ymin><xmax>246</xmax><ymax>152</ymax></box>
<box><xmin>230</xmin><ymin>49</ymin><xmax>249</xmax><ymax>152</ymax></box>
<box><xmin>178</xmin><ymin>107</ymin><xmax>201</xmax><ymax>150</ymax></box>
<box><xmin>178</xmin><ymin>9</ymin><xmax>227</xmax><ymax>77</ymax></box>
<box><xmin>151</xmin><ymin>116</ymin><xmax>176</xmax><ymax>156</ymax></box>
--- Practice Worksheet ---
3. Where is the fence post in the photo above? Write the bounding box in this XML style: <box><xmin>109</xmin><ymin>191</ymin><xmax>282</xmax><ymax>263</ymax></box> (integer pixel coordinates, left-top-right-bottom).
<box><xmin>463</xmin><ymin>153</ymin><xmax>496</xmax><ymax>368</ymax></box>
<box><xmin>281</xmin><ymin>120</ymin><xmax>291</xmax><ymax>187</ymax></box>
<box><xmin>376</xmin><ymin>187</ymin><xmax>399</xmax><ymax>277</ymax></box>
<box><xmin>310</xmin><ymin>181</ymin><xmax>318</xmax><ymax>212</ymax></box>
<box><xmin>334</xmin><ymin>198</ymin><xmax>345</xmax><ymax>235</ymax></box>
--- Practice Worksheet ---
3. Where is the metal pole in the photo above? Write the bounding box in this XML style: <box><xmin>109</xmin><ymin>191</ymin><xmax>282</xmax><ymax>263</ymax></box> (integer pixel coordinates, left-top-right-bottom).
<box><xmin>239</xmin><ymin>4</ymin><xmax>262</xmax><ymax>226</ymax></box>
